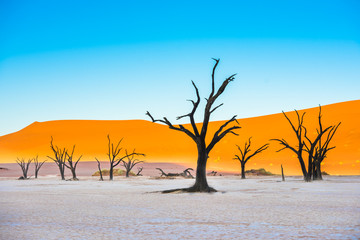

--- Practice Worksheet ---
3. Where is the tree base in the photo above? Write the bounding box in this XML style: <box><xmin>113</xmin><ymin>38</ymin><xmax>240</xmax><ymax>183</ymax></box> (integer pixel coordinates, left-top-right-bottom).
<box><xmin>161</xmin><ymin>185</ymin><xmax>217</xmax><ymax>193</ymax></box>
<box><xmin>66</xmin><ymin>178</ymin><xmax>79</xmax><ymax>181</ymax></box>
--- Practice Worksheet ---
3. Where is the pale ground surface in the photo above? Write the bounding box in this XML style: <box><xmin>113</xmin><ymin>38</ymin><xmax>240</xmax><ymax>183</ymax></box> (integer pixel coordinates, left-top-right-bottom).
<box><xmin>0</xmin><ymin>176</ymin><xmax>359</xmax><ymax>239</ymax></box>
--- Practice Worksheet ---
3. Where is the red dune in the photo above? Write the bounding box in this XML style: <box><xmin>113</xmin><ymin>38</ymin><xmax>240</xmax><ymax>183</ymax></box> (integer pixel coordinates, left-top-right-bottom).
<box><xmin>0</xmin><ymin>100</ymin><xmax>359</xmax><ymax>175</ymax></box>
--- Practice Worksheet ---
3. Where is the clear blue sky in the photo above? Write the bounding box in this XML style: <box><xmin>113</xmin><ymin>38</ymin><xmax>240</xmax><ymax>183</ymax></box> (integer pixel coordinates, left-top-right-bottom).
<box><xmin>0</xmin><ymin>0</ymin><xmax>359</xmax><ymax>136</ymax></box>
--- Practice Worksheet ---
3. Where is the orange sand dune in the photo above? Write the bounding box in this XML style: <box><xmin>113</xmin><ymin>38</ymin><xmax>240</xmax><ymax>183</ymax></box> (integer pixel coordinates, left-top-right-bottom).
<box><xmin>0</xmin><ymin>100</ymin><xmax>359</xmax><ymax>175</ymax></box>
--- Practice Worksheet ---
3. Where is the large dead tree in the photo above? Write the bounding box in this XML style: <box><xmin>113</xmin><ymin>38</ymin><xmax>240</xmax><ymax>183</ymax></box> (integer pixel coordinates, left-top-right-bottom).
<box><xmin>16</xmin><ymin>157</ymin><xmax>32</xmax><ymax>179</ymax></box>
<box><xmin>64</xmin><ymin>145</ymin><xmax>82</xmax><ymax>180</ymax></box>
<box><xmin>233</xmin><ymin>137</ymin><xmax>269</xmax><ymax>179</ymax></box>
<box><xmin>121</xmin><ymin>150</ymin><xmax>144</xmax><ymax>177</ymax></box>
<box><xmin>147</xmin><ymin>59</ymin><xmax>240</xmax><ymax>192</ymax></box>
<box><xmin>47</xmin><ymin>137</ymin><xmax>67</xmax><ymax>180</ymax></box>
<box><xmin>105</xmin><ymin>135</ymin><xmax>144</xmax><ymax>180</ymax></box>
<box><xmin>33</xmin><ymin>155</ymin><xmax>46</xmax><ymax>179</ymax></box>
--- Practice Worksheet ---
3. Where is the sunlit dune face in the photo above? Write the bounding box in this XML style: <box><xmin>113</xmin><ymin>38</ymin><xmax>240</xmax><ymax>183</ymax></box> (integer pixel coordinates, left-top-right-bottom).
<box><xmin>0</xmin><ymin>100</ymin><xmax>359</xmax><ymax>175</ymax></box>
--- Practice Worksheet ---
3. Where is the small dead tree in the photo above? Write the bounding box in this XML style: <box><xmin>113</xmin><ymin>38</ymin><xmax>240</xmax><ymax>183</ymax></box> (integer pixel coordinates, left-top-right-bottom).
<box><xmin>233</xmin><ymin>138</ymin><xmax>269</xmax><ymax>179</ymax></box>
<box><xmin>64</xmin><ymin>145</ymin><xmax>82</xmax><ymax>180</ymax></box>
<box><xmin>156</xmin><ymin>168</ymin><xmax>194</xmax><ymax>178</ymax></box>
<box><xmin>47</xmin><ymin>137</ymin><xmax>67</xmax><ymax>180</ymax></box>
<box><xmin>147</xmin><ymin>58</ymin><xmax>240</xmax><ymax>193</ymax></box>
<box><xmin>33</xmin><ymin>155</ymin><xmax>46</xmax><ymax>179</ymax></box>
<box><xmin>95</xmin><ymin>158</ymin><xmax>103</xmax><ymax>181</ymax></box>
<box><xmin>16</xmin><ymin>157</ymin><xmax>32</xmax><ymax>179</ymax></box>
<box><xmin>136</xmin><ymin>167</ymin><xmax>143</xmax><ymax>176</ymax></box>
<box><xmin>105</xmin><ymin>135</ymin><xmax>144</xmax><ymax>180</ymax></box>
<box><xmin>281</xmin><ymin>164</ymin><xmax>285</xmax><ymax>181</ymax></box>
<box><xmin>121</xmin><ymin>150</ymin><xmax>145</xmax><ymax>177</ymax></box>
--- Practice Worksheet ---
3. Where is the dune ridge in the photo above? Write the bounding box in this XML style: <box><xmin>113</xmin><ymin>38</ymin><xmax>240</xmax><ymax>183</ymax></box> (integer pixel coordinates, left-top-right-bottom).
<box><xmin>0</xmin><ymin>100</ymin><xmax>359</xmax><ymax>175</ymax></box>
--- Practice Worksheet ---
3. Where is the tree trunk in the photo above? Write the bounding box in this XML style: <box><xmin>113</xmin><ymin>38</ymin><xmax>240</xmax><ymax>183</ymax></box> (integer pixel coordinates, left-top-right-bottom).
<box><xmin>35</xmin><ymin>170</ymin><xmax>38</xmax><ymax>179</ymax></box>
<box><xmin>305</xmin><ymin>157</ymin><xmax>312</xmax><ymax>182</ymax></box>
<box><xmin>109</xmin><ymin>166</ymin><xmax>114</xmax><ymax>180</ymax></box>
<box><xmin>60</xmin><ymin>168</ymin><xmax>65</xmax><ymax>180</ymax></box>
<box><xmin>126</xmin><ymin>170</ymin><xmax>130</xmax><ymax>178</ymax></box>
<box><xmin>71</xmin><ymin>168</ymin><xmax>78</xmax><ymax>180</ymax></box>
<box><xmin>281</xmin><ymin>164</ymin><xmax>285</xmax><ymax>181</ymax></box>
<box><xmin>189</xmin><ymin>145</ymin><xmax>214</xmax><ymax>192</ymax></box>
<box><xmin>241</xmin><ymin>163</ymin><xmax>246</xmax><ymax>179</ymax></box>
<box><xmin>314</xmin><ymin>162</ymin><xmax>323</xmax><ymax>180</ymax></box>
<box><xmin>298</xmin><ymin>155</ymin><xmax>307</xmax><ymax>180</ymax></box>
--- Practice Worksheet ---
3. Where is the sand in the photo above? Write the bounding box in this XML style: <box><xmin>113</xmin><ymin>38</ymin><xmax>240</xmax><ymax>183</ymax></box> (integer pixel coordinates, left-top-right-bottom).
<box><xmin>0</xmin><ymin>175</ymin><xmax>359</xmax><ymax>239</ymax></box>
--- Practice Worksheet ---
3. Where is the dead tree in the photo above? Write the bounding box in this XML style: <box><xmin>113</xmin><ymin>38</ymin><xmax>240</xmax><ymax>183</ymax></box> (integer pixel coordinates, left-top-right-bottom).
<box><xmin>136</xmin><ymin>167</ymin><xmax>143</xmax><ymax>176</ymax></box>
<box><xmin>313</xmin><ymin>123</ymin><xmax>340</xmax><ymax>180</ymax></box>
<box><xmin>281</xmin><ymin>164</ymin><xmax>285</xmax><ymax>181</ymax></box>
<box><xmin>272</xmin><ymin>106</ymin><xmax>337</xmax><ymax>182</ymax></box>
<box><xmin>147</xmin><ymin>59</ymin><xmax>240</xmax><ymax>192</ymax></box>
<box><xmin>208</xmin><ymin>171</ymin><xmax>217</xmax><ymax>176</ymax></box>
<box><xmin>33</xmin><ymin>155</ymin><xmax>46</xmax><ymax>179</ymax></box>
<box><xmin>95</xmin><ymin>158</ymin><xmax>103</xmax><ymax>181</ymax></box>
<box><xmin>47</xmin><ymin>137</ymin><xmax>67</xmax><ymax>180</ymax></box>
<box><xmin>121</xmin><ymin>150</ymin><xmax>144</xmax><ymax>177</ymax></box>
<box><xmin>16</xmin><ymin>158</ymin><xmax>32</xmax><ymax>179</ymax></box>
<box><xmin>105</xmin><ymin>135</ymin><xmax>144</xmax><ymax>180</ymax></box>
<box><xmin>303</xmin><ymin>106</ymin><xmax>341</xmax><ymax>181</ymax></box>
<box><xmin>64</xmin><ymin>145</ymin><xmax>82</xmax><ymax>180</ymax></box>
<box><xmin>233</xmin><ymin>138</ymin><xmax>269</xmax><ymax>179</ymax></box>
<box><xmin>156</xmin><ymin>168</ymin><xmax>194</xmax><ymax>178</ymax></box>
<box><xmin>271</xmin><ymin>110</ymin><xmax>308</xmax><ymax>180</ymax></box>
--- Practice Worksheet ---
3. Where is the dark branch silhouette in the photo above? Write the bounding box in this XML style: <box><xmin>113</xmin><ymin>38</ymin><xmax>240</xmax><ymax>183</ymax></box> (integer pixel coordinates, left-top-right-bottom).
<box><xmin>121</xmin><ymin>150</ymin><xmax>145</xmax><ymax>177</ymax></box>
<box><xmin>16</xmin><ymin>157</ymin><xmax>32</xmax><ymax>179</ymax></box>
<box><xmin>147</xmin><ymin>59</ymin><xmax>240</xmax><ymax>193</ymax></box>
<box><xmin>233</xmin><ymin>137</ymin><xmax>269</xmax><ymax>179</ymax></box>
<box><xmin>303</xmin><ymin>106</ymin><xmax>341</xmax><ymax>180</ymax></box>
<box><xmin>47</xmin><ymin>137</ymin><xmax>67</xmax><ymax>180</ymax></box>
<box><xmin>105</xmin><ymin>135</ymin><xmax>144</xmax><ymax>180</ymax></box>
<box><xmin>271</xmin><ymin>110</ymin><xmax>308</xmax><ymax>179</ymax></box>
<box><xmin>95</xmin><ymin>158</ymin><xmax>103</xmax><ymax>181</ymax></box>
<box><xmin>33</xmin><ymin>155</ymin><xmax>46</xmax><ymax>179</ymax></box>
<box><xmin>64</xmin><ymin>145</ymin><xmax>82</xmax><ymax>180</ymax></box>
<box><xmin>272</xmin><ymin>106</ymin><xmax>340</xmax><ymax>181</ymax></box>
<box><xmin>156</xmin><ymin>168</ymin><xmax>194</xmax><ymax>178</ymax></box>
<box><xmin>136</xmin><ymin>167</ymin><xmax>143</xmax><ymax>176</ymax></box>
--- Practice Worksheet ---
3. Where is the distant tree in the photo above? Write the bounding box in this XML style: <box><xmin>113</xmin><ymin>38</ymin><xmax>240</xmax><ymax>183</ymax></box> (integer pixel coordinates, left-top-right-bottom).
<box><xmin>121</xmin><ymin>150</ymin><xmax>144</xmax><ymax>177</ymax></box>
<box><xmin>156</xmin><ymin>168</ymin><xmax>194</xmax><ymax>178</ymax></box>
<box><xmin>136</xmin><ymin>167</ymin><xmax>143</xmax><ymax>176</ymax></box>
<box><xmin>104</xmin><ymin>135</ymin><xmax>144</xmax><ymax>180</ymax></box>
<box><xmin>47</xmin><ymin>137</ymin><xmax>67</xmax><ymax>180</ymax></box>
<box><xmin>147</xmin><ymin>59</ymin><xmax>240</xmax><ymax>192</ymax></box>
<box><xmin>64</xmin><ymin>145</ymin><xmax>82</xmax><ymax>180</ymax></box>
<box><xmin>95</xmin><ymin>158</ymin><xmax>103</xmax><ymax>181</ymax></box>
<box><xmin>33</xmin><ymin>155</ymin><xmax>46</xmax><ymax>179</ymax></box>
<box><xmin>16</xmin><ymin>157</ymin><xmax>32</xmax><ymax>179</ymax></box>
<box><xmin>233</xmin><ymin>137</ymin><xmax>269</xmax><ymax>179</ymax></box>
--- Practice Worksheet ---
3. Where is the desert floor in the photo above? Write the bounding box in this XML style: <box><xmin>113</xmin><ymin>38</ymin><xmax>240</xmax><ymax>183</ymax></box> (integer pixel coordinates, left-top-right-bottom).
<box><xmin>0</xmin><ymin>175</ymin><xmax>359</xmax><ymax>239</ymax></box>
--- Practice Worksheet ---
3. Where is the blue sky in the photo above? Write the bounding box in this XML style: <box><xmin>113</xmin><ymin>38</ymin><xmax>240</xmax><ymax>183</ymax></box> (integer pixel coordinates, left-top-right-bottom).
<box><xmin>0</xmin><ymin>0</ymin><xmax>359</xmax><ymax>136</ymax></box>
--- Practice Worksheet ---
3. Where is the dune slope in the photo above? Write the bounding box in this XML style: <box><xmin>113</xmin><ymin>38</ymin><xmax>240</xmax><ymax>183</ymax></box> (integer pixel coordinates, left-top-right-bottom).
<box><xmin>0</xmin><ymin>100</ymin><xmax>359</xmax><ymax>175</ymax></box>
